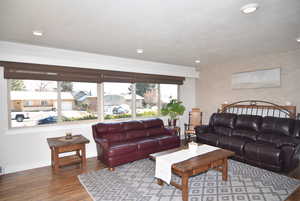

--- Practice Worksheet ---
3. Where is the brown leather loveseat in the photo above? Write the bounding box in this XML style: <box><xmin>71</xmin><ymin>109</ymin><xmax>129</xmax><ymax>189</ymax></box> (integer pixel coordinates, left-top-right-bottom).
<box><xmin>196</xmin><ymin>113</ymin><xmax>300</xmax><ymax>172</ymax></box>
<box><xmin>92</xmin><ymin>118</ymin><xmax>180</xmax><ymax>169</ymax></box>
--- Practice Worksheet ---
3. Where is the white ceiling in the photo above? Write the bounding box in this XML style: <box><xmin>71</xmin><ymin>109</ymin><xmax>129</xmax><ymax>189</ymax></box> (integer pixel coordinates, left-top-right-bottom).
<box><xmin>0</xmin><ymin>0</ymin><xmax>300</xmax><ymax>67</ymax></box>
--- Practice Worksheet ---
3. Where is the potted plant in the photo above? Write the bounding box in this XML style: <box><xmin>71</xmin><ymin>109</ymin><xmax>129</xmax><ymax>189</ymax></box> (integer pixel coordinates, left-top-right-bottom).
<box><xmin>161</xmin><ymin>99</ymin><xmax>185</xmax><ymax>127</ymax></box>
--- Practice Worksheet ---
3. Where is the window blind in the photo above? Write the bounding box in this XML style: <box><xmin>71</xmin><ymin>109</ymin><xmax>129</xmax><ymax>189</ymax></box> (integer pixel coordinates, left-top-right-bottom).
<box><xmin>1</xmin><ymin>61</ymin><xmax>185</xmax><ymax>85</ymax></box>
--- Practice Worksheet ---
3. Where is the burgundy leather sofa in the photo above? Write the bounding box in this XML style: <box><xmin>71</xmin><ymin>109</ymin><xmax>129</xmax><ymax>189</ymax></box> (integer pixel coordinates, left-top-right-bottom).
<box><xmin>92</xmin><ymin>118</ymin><xmax>180</xmax><ymax>169</ymax></box>
<box><xmin>196</xmin><ymin>113</ymin><xmax>300</xmax><ymax>172</ymax></box>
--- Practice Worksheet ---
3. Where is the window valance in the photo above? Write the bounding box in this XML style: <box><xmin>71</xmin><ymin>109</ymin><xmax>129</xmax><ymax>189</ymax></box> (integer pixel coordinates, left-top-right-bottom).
<box><xmin>1</xmin><ymin>61</ymin><xmax>185</xmax><ymax>85</ymax></box>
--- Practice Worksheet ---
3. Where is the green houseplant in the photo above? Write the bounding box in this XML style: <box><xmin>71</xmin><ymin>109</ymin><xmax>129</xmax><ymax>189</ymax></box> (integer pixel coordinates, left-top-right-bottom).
<box><xmin>161</xmin><ymin>99</ymin><xmax>185</xmax><ymax>126</ymax></box>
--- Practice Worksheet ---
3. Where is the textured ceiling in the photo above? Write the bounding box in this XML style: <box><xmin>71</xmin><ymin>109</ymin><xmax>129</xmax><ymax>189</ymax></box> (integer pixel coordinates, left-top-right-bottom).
<box><xmin>0</xmin><ymin>0</ymin><xmax>300</xmax><ymax>67</ymax></box>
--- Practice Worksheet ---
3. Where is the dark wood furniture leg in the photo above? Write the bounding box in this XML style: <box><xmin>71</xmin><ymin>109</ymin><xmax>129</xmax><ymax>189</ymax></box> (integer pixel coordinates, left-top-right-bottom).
<box><xmin>81</xmin><ymin>145</ymin><xmax>87</xmax><ymax>170</ymax></box>
<box><xmin>182</xmin><ymin>174</ymin><xmax>189</xmax><ymax>201</ymax></box>
<box><xmin>53</xmin><ymin>148</ymin><xmax>59</xmax><ymax>173</ymax></box>
<box><xmin>222</xmin><ymin>158</ymin><xmax>228</xmax><ymax>181</ymax></box>
<box><xmin>157</xmin><ymin>179</ymin><xmax>164</xmax><ymax>186</ymax></box>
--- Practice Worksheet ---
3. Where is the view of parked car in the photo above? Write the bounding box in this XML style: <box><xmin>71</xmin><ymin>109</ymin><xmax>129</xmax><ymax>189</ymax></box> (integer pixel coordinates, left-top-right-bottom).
<box><xmin>11</xmin><ymin>112</ymin><xmax>30</xmax><ymax>122</ymax></box>
<box><xmin>37</xmin><ymin>116</ymin><xmax>58</xmax><ymax>125</ymax></box>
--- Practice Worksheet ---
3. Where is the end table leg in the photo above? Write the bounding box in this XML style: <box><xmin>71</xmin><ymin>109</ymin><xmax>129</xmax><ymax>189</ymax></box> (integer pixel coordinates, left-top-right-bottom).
<box><xmin>81</xmin><ymin>145</ymin><xmax>87</xmax><ymax>170</ymax></box>
<box><xmin>53</xmin><ymin>148</ymin><xmax>59</xmax><ymax>173</ymax></box>
<box><xmin>182</xmin><ymin>174</ymin><xmax>189</xmax><ymax>201</ymax></box>
<box><xmin>222</xmin><ymin>158</ymin><xmax>228</xmax><ymax>181</ymax></box>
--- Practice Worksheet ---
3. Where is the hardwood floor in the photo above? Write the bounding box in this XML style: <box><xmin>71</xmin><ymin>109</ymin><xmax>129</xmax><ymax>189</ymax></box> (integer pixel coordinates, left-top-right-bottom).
<box><xmin>0</xmin><ymin>156</ymin><xmax>300</xmax><ymax>201</ymax></box>
<box><xmin>0</xmin><ymin>157</ymin><xmax>106</xmax><ymax>201</ymax></box>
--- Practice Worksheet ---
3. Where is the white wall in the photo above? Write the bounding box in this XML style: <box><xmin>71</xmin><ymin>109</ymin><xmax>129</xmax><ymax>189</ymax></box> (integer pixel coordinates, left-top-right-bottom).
<box><xmin>196</xmin><ymin>49</ymin><xmax>300</xmax><ymax>124</ymax></box>
<box><xmin>0</xmin><ymin>42</ymin><xmax>197</xmax><ymax>174</ymax></box>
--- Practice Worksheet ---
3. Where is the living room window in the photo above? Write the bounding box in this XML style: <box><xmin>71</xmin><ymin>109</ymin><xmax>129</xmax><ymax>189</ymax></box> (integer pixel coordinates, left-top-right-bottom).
<box><xmin>9</xmin><ymin>79</ymin><xmax>58</xmax><ymax>128</ymax></box>
<box><xmin>136</xmin><ymin>83</ymin><xmax>159</xmax><ymax>118</ymax></box>
<box><xmin>60</xmin><ymin>81</ymin><xmax>98</xmax><ymax>122</ymax></box>
<box><xmin>8</xmin><ymin>79</ymin><xmax>180</xmax><ymax>128</ymax></box>
<box><xmin>104</xmin><ymin>82</ymin><xmax>133</xmax><ymax>120</ymax></box>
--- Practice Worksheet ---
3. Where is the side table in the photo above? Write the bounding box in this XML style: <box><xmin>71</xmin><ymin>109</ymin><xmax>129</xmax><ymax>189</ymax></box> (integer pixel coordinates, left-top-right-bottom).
<box><xmin>47</xmin><ymin>135</ymin><xmax>90</xmax><ymax>172</ymax></box>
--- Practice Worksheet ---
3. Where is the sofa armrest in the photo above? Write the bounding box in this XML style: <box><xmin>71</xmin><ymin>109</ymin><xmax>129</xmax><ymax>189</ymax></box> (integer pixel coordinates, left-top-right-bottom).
<box><xmin>195</xmin><ymin>125</ymin><xmax>212</xmax><ymax>135</ymax></box>
<box><xmin>94</xmin><ymin>137</ymin><xmax>110</xmax><ymax>149</ymax></box>
<box><xmin>164</xmin><ymin>127</ymin><xmax>177</xmax><ymax>136</ymax></box>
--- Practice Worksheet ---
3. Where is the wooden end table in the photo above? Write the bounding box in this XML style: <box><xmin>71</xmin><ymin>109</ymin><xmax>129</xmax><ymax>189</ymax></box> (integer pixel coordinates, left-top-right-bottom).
<box><xmin>150</xmin><ymin>146</ymin><xmax>234</xmax><ymax>201</ymax></box>
<box><xmin>47</xmin><ymin>135</ymin><xmax>90</xmax><ymax>173</ymax></box>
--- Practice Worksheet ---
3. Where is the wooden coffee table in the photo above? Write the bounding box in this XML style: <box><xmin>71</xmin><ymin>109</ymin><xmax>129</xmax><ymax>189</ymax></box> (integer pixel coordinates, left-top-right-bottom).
<box><xmin>150</xmin><ymin>145</ymin><xmax>234</xmax><ymax>201</ymax></box>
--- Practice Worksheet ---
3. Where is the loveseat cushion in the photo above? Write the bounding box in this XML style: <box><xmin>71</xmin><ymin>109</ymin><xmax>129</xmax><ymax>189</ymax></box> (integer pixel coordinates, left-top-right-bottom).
<box><xmin>141</xmin><ymin>118</ymin><xmax>163</xmax><ymax>128</ymax></box>
<box><xmin>235</xmin><ymin>115</ymin><xmax>262</xmax><ymax>132</ymax></box>
<box><xmin>244</xmin><ymin>142</ymin><xmax>282</xmax><ymax>166</ymax></box>
<box><xmin>108</xmin><ymin>141</ymin><xmax>138</xmax><ymax>157</ymax></box>
<box><xmin>261</xmin><ymin>117</ymin><xmax>295</xmax><ymax>136</ymax></box>
<box><xmin>232</xmin><ymin>129</ymin><xmax>258</xmax><ymax>141</ymax></box>
<box><xmin>293</xmin><ymin>120</ymin><xmax>300</xmax><ymax>138</ymax></box>
<box><xmin>197</xmin><ymin>133</ymin><xmax>219</xmax><ymax>146</ymax></box>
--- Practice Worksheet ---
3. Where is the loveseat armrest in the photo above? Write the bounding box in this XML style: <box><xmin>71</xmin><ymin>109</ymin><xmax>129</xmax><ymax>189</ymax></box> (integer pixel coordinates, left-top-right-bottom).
<box><xmin>195</xmin><ymin>125</ymin><xmax>212</xmax><ymax>135</ymax></box>
<box><xmin>94</xmin><ymin>137</ymin><xmax>110</xmax><ymax>149</ymax></box>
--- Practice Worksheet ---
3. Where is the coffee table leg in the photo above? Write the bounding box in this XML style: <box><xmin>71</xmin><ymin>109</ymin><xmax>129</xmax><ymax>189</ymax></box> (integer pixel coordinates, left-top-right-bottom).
<box><xmin>222</xmin><ymin>158</ymin><xmax>228</xmax><ymax>181</ymax></box>
<box><xmin>157</xmin><ymin>179</ymin><xmax>164</xmax><ymax>186</ymax></box>
<box><xmin>182</xmin><ymin>174</ymin><xmax>189</xmax><ymax>201</ymax></box>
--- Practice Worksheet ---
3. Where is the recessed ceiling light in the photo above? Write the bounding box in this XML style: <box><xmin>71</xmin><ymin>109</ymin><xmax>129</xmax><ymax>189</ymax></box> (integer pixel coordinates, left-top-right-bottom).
<box><xmin>297</xmin><ymin>38</ymin><xmax>300</xmax><ymax>43</ymax></box>
<box><xmin>240</xmin><ymin>3</ymin><xmax>259</xmax><ymax>14</ymax></box>
<box><xmin>136</xmin><ymin>49</ymin><xmax>144</xmax><ymax>54</ymax></box>
<box><xmin>32</xmin><ymin>30</ymin><xmax>43</xmax><ymax>36</ymax></box>
<box><xmin>195</xmin><ymin>60</ymin><xmax>201</xmax><ymax>64</ymax></box>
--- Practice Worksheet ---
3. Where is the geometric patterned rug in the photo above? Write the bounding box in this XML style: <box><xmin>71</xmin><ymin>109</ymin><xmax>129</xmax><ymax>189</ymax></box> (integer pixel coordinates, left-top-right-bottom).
<box><xmin>78</xmin><ymin>159</ymin><xmax>300</xmax><ymax>201</ymax></box>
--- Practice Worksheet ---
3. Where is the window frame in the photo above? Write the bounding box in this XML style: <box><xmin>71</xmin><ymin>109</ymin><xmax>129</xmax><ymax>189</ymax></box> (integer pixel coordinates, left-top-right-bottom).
<box><xmin>7</xmin><ymin>79</ymin><xmax>179</xmax><ymax>129</ymax></box>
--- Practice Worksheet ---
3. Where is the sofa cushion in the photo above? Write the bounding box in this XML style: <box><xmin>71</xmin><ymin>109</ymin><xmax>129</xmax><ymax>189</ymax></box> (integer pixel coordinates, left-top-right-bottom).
<box><xmin>147</xmin><ymin>127</ymin><xmax>167</xmax><ymax>137</ymax></box>
<box><xmin>108</xmin><ymin>141</ymin><xmax>138</xmax><ymax>157</ymax></box>
<box><xmin>210</xmin><ymin>113</ymin><xmax>237</xmax><ymax>129</ymax></box>
<box><xmin>126</xmin><ymin>129</ymin><xmax>148</xmax><ymax>140</ymax></box>
<box><xmin>196</xmin><ymin>133</ymin><xmax>219</xmax><ymax>146</ymax></box>
<box><xmin>232</xmin><ymin>129</ymin><xmax>258</xmax><ymax>141</ymax></box>
<box><xmin>123</xmin><ymin>121</ymin><xmax>145</xmax><ymax>131</ymax></box>
<box><xmin>219</xmin><ymin>136</ymin><xmax>250</xmax><ymax>155</ymax></box>
<box><xmin>235</xmin><ymin>115</ymin><xmax>262</xmax><ymax>132</ymax></box>
<box><xmin>94</xmin><ymin>122</ymin><xmax>124</xmax><ymax>137</ymax></box>
<box><xmin>136</xmin><ymin>138</ymin><xmax>159</xmax><ymax>150</ymax></box>
<box><xmin>214</xmin><ymin>126</ymin><xmax>233</xmax><ymax>136</ymax></box>
<box><xmin>293</xmin><ymin>120</ymin><xmax>300</xmax><ymax>138</ymax></box>
<box><xmin>257</xmin><ymin>133</ymin><xmax>300</xmax><ymax>148</ymax></box>
<box><xmin>244</xmin><ymin>142</ymin><xmax>282</xmax><ymax>166</ymax></box>
<box><xmin>261</xmin><ymin>117</ymin><xmax>295</xmax><ymax>136</ymax></box>
<box><xmin>141</xmin><ymin>118</ymin><xmax>163</xmax><ymax>128</ymax></box>
<box><xmin>102</xmin><ymin>132</ymin><xmax>126</xmax><ymax>143</ymax></box>
<box><xmin>153</xmin><ymin>135</ymin><xmax>179</xmax><ymax>145</ymax></box>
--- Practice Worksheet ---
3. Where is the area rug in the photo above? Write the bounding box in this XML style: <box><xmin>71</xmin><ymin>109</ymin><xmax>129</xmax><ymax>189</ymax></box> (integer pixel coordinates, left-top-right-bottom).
<box><xmin>78</xmin><ymin>159</ymin><xmax>300</xmax><ymax>201</ymax></box>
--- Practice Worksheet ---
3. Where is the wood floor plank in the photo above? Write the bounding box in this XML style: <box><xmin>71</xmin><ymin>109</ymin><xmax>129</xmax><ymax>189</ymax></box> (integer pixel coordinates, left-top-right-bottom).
<box><xmin>0</xmin><ymin>157</ymin><xmax>300</xmax><ymax>201</ymax></box>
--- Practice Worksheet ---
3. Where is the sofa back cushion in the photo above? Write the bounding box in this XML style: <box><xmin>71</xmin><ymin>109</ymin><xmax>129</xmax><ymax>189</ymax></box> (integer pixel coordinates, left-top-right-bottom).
<box><xmin>126</xmin><ymin>130</ymin><xmax>148</xmax><ymax>140</ymax></box>
<box><xmin>210</xmin><ymin>113</ymin><xmax>237</xmax><ymax>136</ymax></box>
<box><xmin>235</xmin><ymin>115</ymin><xmax>262</xmax><ymax>132</ymax></box>
<box><xmin>123</xmin><ymin>121</ymin><xmax>145</xmax><ymax>131</ymax></box>
<box><xmin>293</xmin><ymin>120</ymin><xmax>300</xmax><ymax>138</ymax></box>
<box><xmin>141</xmin><ymin>118</ymin><xmax>164</xmax><ymax>129</ymax></box>
<box><xmin>147</xmin><ymin>127</ymin><xmax>166</xmax><ymax>137</ymax></box>
<box><xmin>261</xmin><ymin>116</ymin><xmax>295</xmax><ymax>136</ymax></box>
<box><xmin>93</xmin><ymin>122</ymin><xmax>126</xmax><ymax>142</ymax></box>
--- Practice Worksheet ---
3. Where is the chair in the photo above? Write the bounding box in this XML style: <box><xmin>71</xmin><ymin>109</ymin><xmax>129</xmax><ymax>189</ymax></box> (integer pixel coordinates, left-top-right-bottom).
<box><xmin>184</xmin><ymin>108</ymin><xmax>202</xmax><ymax>143</ymax></box>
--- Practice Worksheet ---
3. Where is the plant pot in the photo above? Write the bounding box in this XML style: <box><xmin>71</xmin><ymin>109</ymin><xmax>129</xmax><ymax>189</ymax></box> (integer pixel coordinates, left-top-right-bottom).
<box><xmin>168</xmin><ymin>119</ymin><xmax>172</xmax><ymax>127</ymax></box>
<box><xmin>172</xmin><ymin>119</ymin><xmax>177</xmax><ymax>127</ymax></box>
